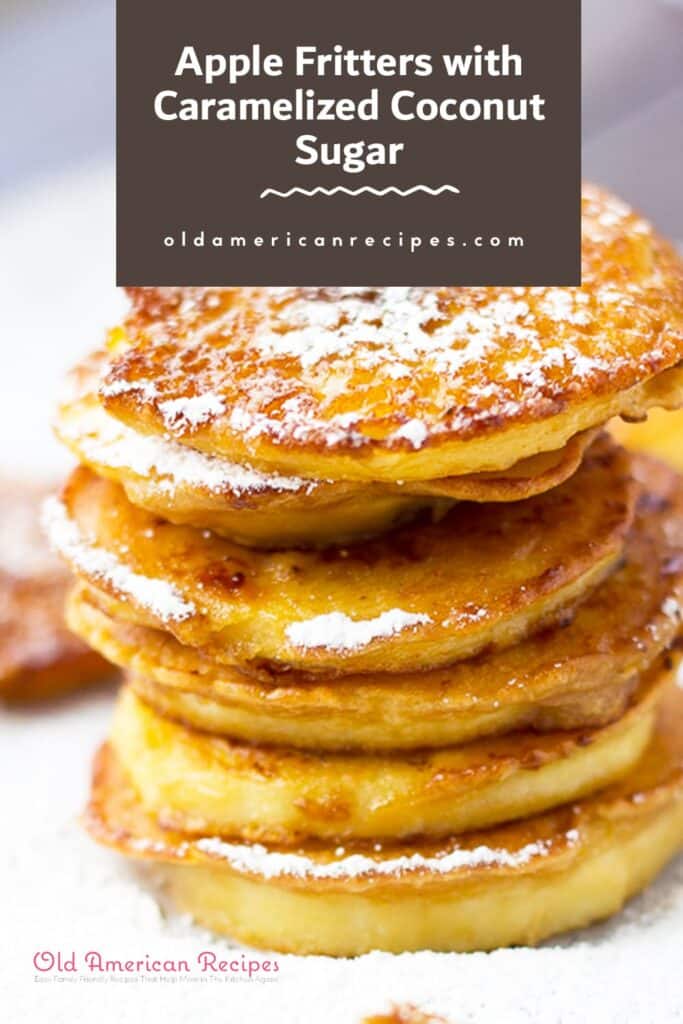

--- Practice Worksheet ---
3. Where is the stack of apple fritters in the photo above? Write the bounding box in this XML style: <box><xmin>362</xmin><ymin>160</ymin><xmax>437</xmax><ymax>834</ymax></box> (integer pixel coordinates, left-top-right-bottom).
<box><xmin>46</xmin><ymin>186</ymin><xmax>683</xmax><ymax>954</ymax></box>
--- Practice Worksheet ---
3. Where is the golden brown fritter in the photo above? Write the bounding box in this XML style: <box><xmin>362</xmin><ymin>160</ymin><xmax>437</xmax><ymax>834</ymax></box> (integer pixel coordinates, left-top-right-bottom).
<box><xmin>110</xmin><ymin>668</ymin><xmax>664</xmax><ymax>843</ymax></box>
<box><xmin>56</xmin><ymin>365</ymin><xmax>598</xmax><ymax>548</ymax></box>
<box><xmin>97</xmin><ymin>187</ymin><xmax>683</xmax><ymax>482</ymax></box>
<box><xmin>46</xmin><ymin>437</ymin><xmax>636</xmax><ymax>674</ymax></box>
<box><xmin>83</xmin><ymin>683</ymin><xmax>683</xmax><ymax>954</ymax></box>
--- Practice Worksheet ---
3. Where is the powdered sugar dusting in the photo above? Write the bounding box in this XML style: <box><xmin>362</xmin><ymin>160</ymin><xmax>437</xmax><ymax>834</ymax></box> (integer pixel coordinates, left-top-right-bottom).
<box><xmin>158</xmin><ymin>393</ymin><xmax>226</xmax><ymax>431</ymax></box>
<box><xmin>100</xmin><ymin>186</ymin><xmax>683</xmax><ymax>454</ymax></box>
<box><xmin>41</xmin><ymin>495</ymin><xmax>195</xmax><ymax>622</ymax></box>
<box><xmin>254</xmin><ymin>289</ymin><xmax>539</xmax><ymax>376</ymax></box>
<box><xmin>391</xmin><ymin>419</ymin><xmax>430</xmax><ymax>449</ymax></box>
<box><xmin>662</xmin><ymin>597</ymin><xmax>682</xmax><ymax>624</ymax></box>
<box><xmin>101</xmin><ymin>377</ymin><xmax>159</xmax><ymax>401</ymax></box>
<box><xmin>442</xmin><ymin>605</ymin><xmax>489</xmax><ymax>628</ymax></box>
<box><xmin>285</xmin><ymin>609</ymin><xmax>433</xmax><ymax>652</ymax></box>
<box><xmin>187</xmin><ymin>829</ymin><xmax>579</xmax><ymax>881</ymax></box>
<box><xmin>227</xmin><ymin>400</ymin><xmax>366</xmax><ymax>449</ymax></box>
<box><xmin>61</xmin><ymin>401</ymin><xmax>312</xmax><ymax>496</ymax></box>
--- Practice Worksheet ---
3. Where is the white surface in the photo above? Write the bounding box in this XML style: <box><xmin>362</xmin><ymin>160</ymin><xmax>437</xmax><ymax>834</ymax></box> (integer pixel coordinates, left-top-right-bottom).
<box><xmin>0</xmin><ymin>165</ymin><xmax>682</xmax><ymax>1024</ymax></box>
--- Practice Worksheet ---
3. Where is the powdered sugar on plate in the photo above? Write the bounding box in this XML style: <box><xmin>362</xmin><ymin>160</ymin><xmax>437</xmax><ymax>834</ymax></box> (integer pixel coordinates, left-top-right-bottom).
<box><xmin>285</xmin><ymin>609</ymin><xmax>432</xmax><ymax>652</ymax></box>
<box><xmin>3</xmin><ymin>672</ymin><xmax>683</xmax><ymax>1024</ymax></box>
<box><xmin>41</xmin><ymin>495</ymin><xmax>195</xmax><ymax>622</ymax></box>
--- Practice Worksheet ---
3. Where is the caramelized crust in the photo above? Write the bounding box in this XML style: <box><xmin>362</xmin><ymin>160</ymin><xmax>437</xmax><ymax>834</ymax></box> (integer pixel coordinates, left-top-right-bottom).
<box><xmin>416</xmin><ymin>429</ymin><xmax>599</xmax><ymax>500</ymax></box>
<box><xmin>98</xmin><ymin>187</ymin><xmax>683</xmax><ymax>481</ymax></box>
<box><xmin>48</xmin><ymin>437</ymin><xmax>636</xmax><ymax>674</ymax></box>
<box><xmin>64</xmin><ymin>449</ymin><xmax>683</xmax><ymax>749</ymax></box>
<box><xmin>56</xmin><ymin>367</ymin><xmax>598</xmax><ymax>547</ymax></box>
<box><xmin>87</xmin><ymin>684</ymin><xmax>683</xmax><ymax>891</ymax></box>
<box><xmin>110</xmin><ymin>668</ymin><xmax>665</xmax><ymax>843</ymax></box>
<box><xmin>64</xmin><ymin>591</ymin><xmax>643</xmax><ymax>752</ymax></box>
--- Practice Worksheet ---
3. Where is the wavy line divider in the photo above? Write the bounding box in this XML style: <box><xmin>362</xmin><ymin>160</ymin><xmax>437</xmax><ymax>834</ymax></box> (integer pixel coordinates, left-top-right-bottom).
<box><xmin>260</xmin><ymin>184</ymin><xmax>461</xmax><ymax>198</ymax></box>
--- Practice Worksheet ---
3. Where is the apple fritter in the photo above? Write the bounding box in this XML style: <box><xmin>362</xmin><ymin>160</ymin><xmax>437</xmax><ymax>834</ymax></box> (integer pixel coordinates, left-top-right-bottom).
<box><xmin>0</xmin><ymin>480</ymin><xmax>110</xmax><ymax>702</ymax></box>
<box><xmin>65</xmin><ymin>449</ymin><xmax>683</xmax><ymax>750</ymax></box>
<box><xmin>56</xmin><ymin>378</ymin><xmax>597</xmax><ymax>548</ymax></box>
<box><xmin>63</xmin><ymin>591</ymin><xmax>645</xmax><ymax>751</ymax></box>
<box><xmin>110</xmin><ymin>669</ymin><xmax>665</xmax><ymax>843</ymax></box>
<box><xmin>84</xmin><ymin>684</ymin><xmax>683</xmax><ymax>955</ymax></box>
<box><xmin>97</xmin><ymin>188</ymin><xmax>683</xmax><ymax>484</ymax></box>
<box><xmin>45</xmin><ymin>437</ymin><xmax>636</xmax><ymax>674</ymax></box>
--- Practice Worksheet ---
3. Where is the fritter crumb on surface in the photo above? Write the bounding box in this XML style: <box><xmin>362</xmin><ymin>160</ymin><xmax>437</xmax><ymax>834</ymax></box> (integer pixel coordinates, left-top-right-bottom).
<box><xmin>363</xmin><ymin>1003</ymin><xmax>452</xmax><ymax>1024</ymax></box>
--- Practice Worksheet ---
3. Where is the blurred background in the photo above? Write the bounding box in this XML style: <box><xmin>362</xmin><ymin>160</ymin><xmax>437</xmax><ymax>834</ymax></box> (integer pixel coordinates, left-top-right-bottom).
<box><xmin>0</xmin><ymin>0</ymin><xmax>681</xmax><ymax>477</ymax></box>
